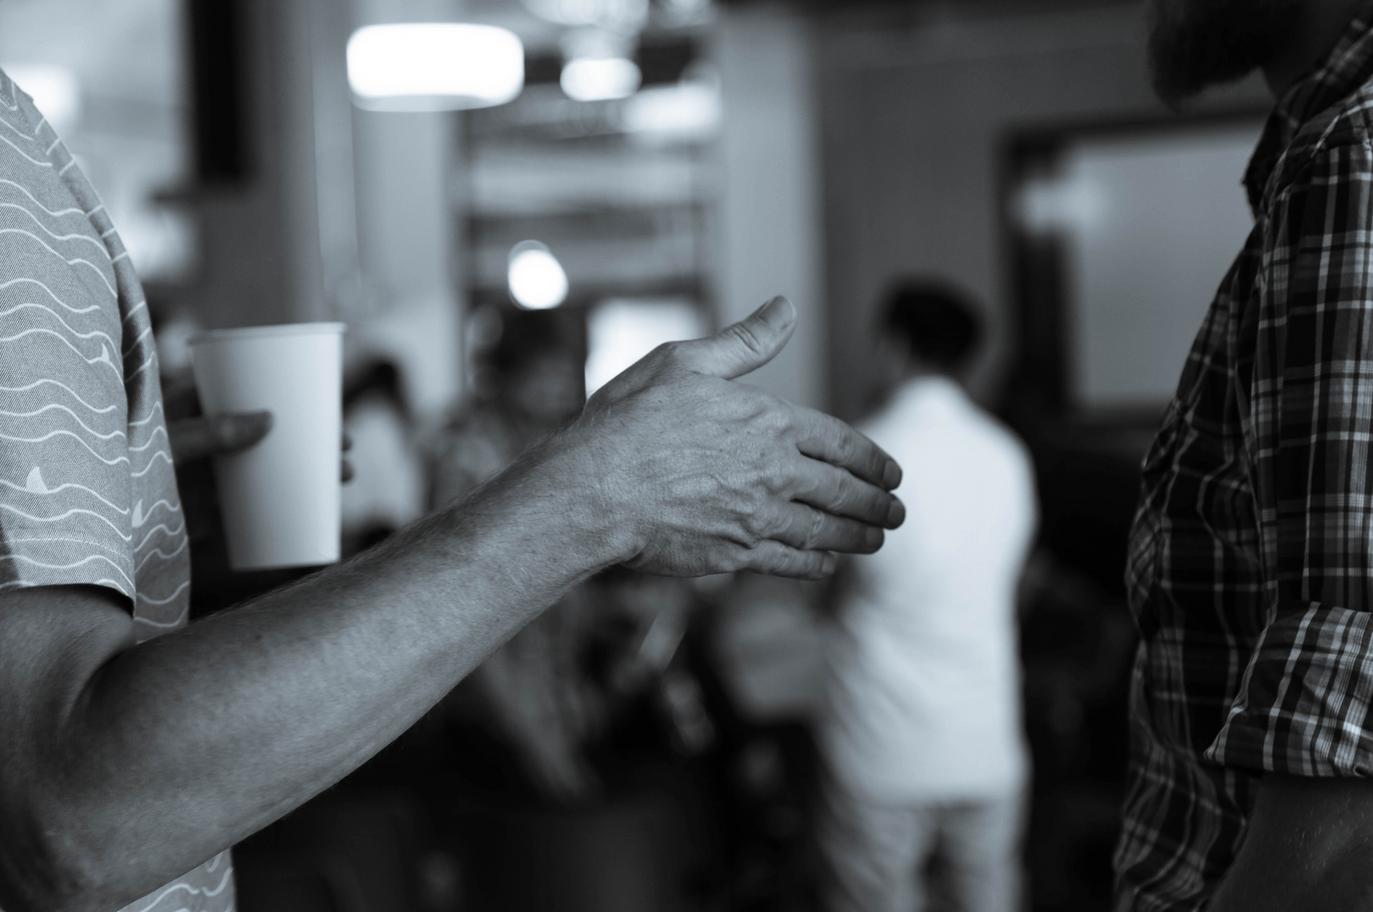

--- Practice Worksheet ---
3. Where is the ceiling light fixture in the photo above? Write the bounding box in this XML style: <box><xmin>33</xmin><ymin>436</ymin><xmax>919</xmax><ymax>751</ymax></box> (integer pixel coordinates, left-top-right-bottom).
<box><xmin>347</xmin><ymin>23</ymin><xmax>525</xmax><ymax>112</ymax></box>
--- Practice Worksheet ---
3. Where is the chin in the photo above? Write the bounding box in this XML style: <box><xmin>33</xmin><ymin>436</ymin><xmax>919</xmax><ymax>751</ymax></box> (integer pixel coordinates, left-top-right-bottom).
<box><xmin>1147</xmin><ymin>0</ymin><xmax>1302</xmax><ymax>107</ymax></box>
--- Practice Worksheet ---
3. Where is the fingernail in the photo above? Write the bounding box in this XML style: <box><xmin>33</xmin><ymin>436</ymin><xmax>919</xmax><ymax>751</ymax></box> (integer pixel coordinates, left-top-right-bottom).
<box><xmin>252</xmin><ymin>411</ymin><xmax>275</xmax><ymax>434</ymax></box>
<box><xmin>865</xmin><ymin>527</ymin><xmax>884</xmax><ymax>550</ymax></box>
<box><xmin>821</xmin><ymin>553</ymin><xmax>838</xmax><ymax>576</ymax></box>
<box><xmin>883</xmin><ymin>459</ymin><xmax>903</xmax><ymax>489</ymax></box>
<box><xmin>762</xmin><ymin>296</ymin><xmax>796</xmax><ymax>327</ymax></box>
<box><xmin>886</xmin><ymin>497</ymin><xmax>906</xmax><ymax>528</ymax></box>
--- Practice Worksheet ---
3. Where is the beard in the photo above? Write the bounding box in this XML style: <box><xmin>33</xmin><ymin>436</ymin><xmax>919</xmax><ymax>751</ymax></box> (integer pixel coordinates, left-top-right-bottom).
<box><xmin>1148</xmin><ymin>0</ymin><xmax>1305</xmax><ymax>107</ymax></box>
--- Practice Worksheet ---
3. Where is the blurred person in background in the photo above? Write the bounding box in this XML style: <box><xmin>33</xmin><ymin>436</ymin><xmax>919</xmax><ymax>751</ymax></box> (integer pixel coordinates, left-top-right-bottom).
<box><xmin>0</xmin><ymin>56</ymin><xmax>907</xmax><ymax>908</ymax></box>
<box><xmin>816</xmin><ymin>281</ymin><xmax>1037</xmax><ymax>912</ymax></box>
<box><xmin>341</xmin><ymin>357</ymin><xmax>425</xmax><ymax>554</ymax></box>
<box><xmin>430</xmin><ymin>308</ymin><xmax>600</xmax><ymax>801</ymax></box>
<box><xmin>1116</xmin><ymin>1</ymin><xmax>1373</xmax><ymax>910</ymax></box>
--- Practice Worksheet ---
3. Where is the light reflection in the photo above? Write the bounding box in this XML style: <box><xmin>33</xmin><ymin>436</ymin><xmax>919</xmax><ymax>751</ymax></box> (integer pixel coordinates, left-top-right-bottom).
<box><xmin>561</xmin><ymin>56</ymin><xmax>642</xmax><ymax>102</ymax></box>
<box><xmin>508</xmin><ymin>241</ymin><xmax>570</xmax><ymax>311</ymax></box>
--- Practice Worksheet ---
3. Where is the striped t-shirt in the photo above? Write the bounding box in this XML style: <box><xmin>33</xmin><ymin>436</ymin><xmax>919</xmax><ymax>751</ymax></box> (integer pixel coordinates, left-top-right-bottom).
<box><xmin>0</xmin><ymin>71</ymin><xmax>235</xmax><ymax>909</ymax></box>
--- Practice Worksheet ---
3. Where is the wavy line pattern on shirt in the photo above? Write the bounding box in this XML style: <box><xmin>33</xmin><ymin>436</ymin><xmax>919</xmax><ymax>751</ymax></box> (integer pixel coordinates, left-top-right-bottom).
<box><xmin>0</xmin><ymin>501</ymin><xmax>130</xmax><ymax>540</ymax></box>
<box><xmin>0</xmin><ymin>130</ymin><xmax>53</xmax><ymax>167</ymax></box>
<box><xmin>133</xmin><ymin>520</ymin><xmax>187</xmax><ymax>555</ymax></box>
<box><xmin>0</xmin><ymin>178</ymin><xmax>84</xmax><ymax>218</ymax></box>
<box><xmin>128</xmin><ymin>425</ymin><xmax>168</xmax><ymax>454</ymax></box>
<box><xmin>0</xmin><ymin>227</ymin><xmax>117</xmax><ymax>296</ymax></box>
<box><xmin>130</xmin><ymin>449</ymin><xmax>173</xmax><ymax>479</ymax></box>
<box><xmin>0</xmin><ymin>403</ymin><xmax>126</xmax><ymax>440</ymax></box>
<box><xmin>137</xmin><ymin>579</ymin><xmax>191</xmax><ymax>609</ymax></box>
<box><xmin>130</xmin><ymin>399</ymin><xmax>164</xmax><ymax>428</ymax></box>
<box><xmin>0</xmin><ymin>202</ymin><xmax>113</xmax><ymax>253</ymax></box>
<box><xmin>0</xmin><ymin>302</ymin><xmax>119</xmax><ymax>347</ymax></box>
<box><xmin>0</xmin><ymin>110</ymin><xmax>41</xmax><ymax>146</ymax></box>
<box><xmin>135</xmin><ymin>537</ymin><xmax>188</xmax><ymax>573</ymax></box>
<box><xmin>0</xmin><ymin>475</ymin><xmax>131</xmax><ymax>514</ymax></box>
<box><xmin>0</xmin><ymin>275</ymin><xmax>104</xmax><ymax>313</ymax></box>
<box><xmin>0</xmin><ymin>67</ymin><xmax>229</xmax><ymax>912</ymax></box>
<box><xmin>0</xmin><ymin>327</ymin><xmax>120</xmax><ymax>373</ymax></box>
<box><xmin>0</xmin><ymin>552</ymin><xmax>134</xmax><ymax>589</ymax></box>
<box><xmin>0</xmin><ymin>428</ymin><xmax>128</xmax><ymax>464</ymax></box>
<box><xmin>0</xmin><ymin>378</ymin><xmax>119</xmax><ymax>413</ymax></box>
<box><xmin>125</xmin><ymin>865</ymin><xmax>234</xmax><ymax>912</ymax></box>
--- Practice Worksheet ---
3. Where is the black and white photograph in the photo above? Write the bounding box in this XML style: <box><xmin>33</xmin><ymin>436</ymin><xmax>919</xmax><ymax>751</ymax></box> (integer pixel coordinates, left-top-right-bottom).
<box><xmin>0</xmin><ymin>1</ymin><xmax>1365</xmax><ymax>910</ymax></box>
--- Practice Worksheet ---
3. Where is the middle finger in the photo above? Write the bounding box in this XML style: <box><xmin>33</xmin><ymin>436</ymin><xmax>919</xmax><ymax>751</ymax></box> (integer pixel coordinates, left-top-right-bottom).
<box><xmin>769</xmin><ymin>501</ymin><xmax>886</xmax><ymax>554</ymax></box>
<box><xmin>786</xmin><ymin>456</ymin><xmax>906</xmax><ymax>529</ymax></box>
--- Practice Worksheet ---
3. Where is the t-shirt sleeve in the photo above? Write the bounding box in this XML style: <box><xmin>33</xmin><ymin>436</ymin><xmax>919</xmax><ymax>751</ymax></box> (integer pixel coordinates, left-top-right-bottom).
<box><xmin>1207</xmin><ymin>139</ymin><xmax>1373</xmax><ymax>777</ymax></box>
<box><xmin>0</xmin><ymin>209</ymin><xmax>134</xmax><ymax>604</ymax></box>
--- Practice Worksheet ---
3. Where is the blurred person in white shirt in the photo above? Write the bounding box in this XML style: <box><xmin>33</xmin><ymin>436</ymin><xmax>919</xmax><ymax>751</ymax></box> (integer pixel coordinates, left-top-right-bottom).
<box><xmin>817</xmin><ymin>280</ymin><xmax>1038</xmax><ymax>912</ymax></box>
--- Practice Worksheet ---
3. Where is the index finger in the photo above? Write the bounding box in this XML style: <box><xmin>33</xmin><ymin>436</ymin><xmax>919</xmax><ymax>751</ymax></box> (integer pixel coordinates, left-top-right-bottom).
<box><xmin>790</xmin><ymin>407</ymin><xmax>902</xmax><ymax>490</ymax></box>
<box><xmin>169</xmin><ymin>412</ymin><xmax>273</xmax><ymax>464</ymax></box>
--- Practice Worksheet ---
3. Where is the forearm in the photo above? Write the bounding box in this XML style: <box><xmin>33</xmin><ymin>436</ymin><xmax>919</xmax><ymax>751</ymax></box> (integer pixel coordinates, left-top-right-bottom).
<box><xmin>1206</xmin><ymin>775</ymin><xmax>1373</xmax><ymax>912</ymax></box>
<box><xmin>51</xmin><ymin>443</ymin><xmax>623</xmax><ymax>907</ymax></box>
<box><xmin>1208</xmin><ymin>847</ymin><xmax>1373</xmax><ymax>912</ymax></box>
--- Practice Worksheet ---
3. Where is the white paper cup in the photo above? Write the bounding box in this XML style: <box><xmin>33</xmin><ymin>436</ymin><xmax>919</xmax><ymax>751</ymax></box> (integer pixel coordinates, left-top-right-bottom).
<box><xmin>189</xmin><ymin>322</ymin><xmax>346</xmax><ymax>570</ymax></box>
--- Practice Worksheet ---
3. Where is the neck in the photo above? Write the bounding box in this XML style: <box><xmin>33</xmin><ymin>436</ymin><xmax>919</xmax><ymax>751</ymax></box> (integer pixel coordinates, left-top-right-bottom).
<box><xmin>1262</xmin><ymin>0</ymin><xmax>1366</xmax><ymax>98</ymax></box>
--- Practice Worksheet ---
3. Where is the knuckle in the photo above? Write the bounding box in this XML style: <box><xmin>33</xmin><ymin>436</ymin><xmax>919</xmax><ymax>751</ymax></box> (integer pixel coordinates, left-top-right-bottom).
<box><xmin>756</xmin><ymin>543</ymin><xmax>787</xmax><ymax>573</ymax></box>
<box><xmin>760</xmin><ymin>467</ymin><xmax>786</xmax><ymax>497</ymax></box>
<box><xmin>720</xmin><ymin>547</ymin><xmax>749</xmax><ymax>574</ymax></box>
<box><xmin>652</xmin><ymin>341</ymin><xmax>683</xmax><ymax>366</ymax></box>
<box><xmin>214</xmin><ymin>421</ymin><xmax>243</xmax><ymax>447</ymax></box>
<box><xmin>817</xmin><ymin>471</ymin><xmax>843</xmax><ymax>507</ymax></box>
<box><xmin>760</xmin><ymin>399</ymin><xmax>792</xmax><ymax>433</ymax></box>
<box><xmin>794</xmin><ymin>467</ymin><xmax>821</xmax><ymax>500</ymax></box>
<box><xmin>728</xmin><ymin>321</ymin><xmax>766</xmax><ymax>357</ymax></box>
<box><xmin>804</xmin><ymin>510</ymin><xmax>826</xmax><ymax>551</ymax></box>
<box><xmin>823</xmin><ymin>475</ymin><xmax>852</xmax><ymax>514</ymax></box>
<box><xmin>743</xmin><ymin>507</ymin><xmax>770</xmax><ymax>540</ymax></box>
<box><xmin>833</xmin><ymin>427</ymin><xmax>854</xmax><ymax>463</ymax></box>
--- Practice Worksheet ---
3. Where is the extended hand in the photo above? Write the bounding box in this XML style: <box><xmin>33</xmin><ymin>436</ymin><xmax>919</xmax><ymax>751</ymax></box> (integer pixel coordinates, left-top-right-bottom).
<box><xmin>566</xmin><ymin>297</ymin><xmax>904</xmax><ymax>580</ymax></box>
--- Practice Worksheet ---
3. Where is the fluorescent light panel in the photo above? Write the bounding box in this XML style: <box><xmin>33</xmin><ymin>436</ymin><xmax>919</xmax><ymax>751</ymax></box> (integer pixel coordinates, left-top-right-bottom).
<box><xmin>347</xmin><ymin>23</ymin><xmax>525</xmax><ymax>112</ymax></box>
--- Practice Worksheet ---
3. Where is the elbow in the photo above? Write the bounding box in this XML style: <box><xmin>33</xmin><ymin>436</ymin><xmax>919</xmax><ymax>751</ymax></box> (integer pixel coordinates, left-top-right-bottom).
<box><xmin>0</xmin><ymin>804</ymin><xmax>120</xmax><ymax>912</ymax></box>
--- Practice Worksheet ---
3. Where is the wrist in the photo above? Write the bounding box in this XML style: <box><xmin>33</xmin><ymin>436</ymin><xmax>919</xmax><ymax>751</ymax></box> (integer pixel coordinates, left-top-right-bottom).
<box><xmin>535</xmin><ymin>424</ymin><xmax>641</xmax><ymax>568</ymax></box>
<box><xmin>437</xmin><ymin>426</ymin><xmax>638</xmax><ymax>579</ymax></box>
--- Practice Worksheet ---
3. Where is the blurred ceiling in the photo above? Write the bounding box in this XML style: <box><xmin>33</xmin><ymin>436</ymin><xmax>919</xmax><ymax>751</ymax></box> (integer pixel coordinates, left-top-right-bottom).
<box><xmin>0</xmin><ymin>0</ymin><xmax>183</xmax><ymax>106</ymax></box>
<box><xmin>464</xmin><ymin>0</ymin><xmax>711</xmax><ymax>54</ymax></box>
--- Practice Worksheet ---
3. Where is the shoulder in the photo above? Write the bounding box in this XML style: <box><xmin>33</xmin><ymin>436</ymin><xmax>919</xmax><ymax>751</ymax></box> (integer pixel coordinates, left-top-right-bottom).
<box><xmin>948</xmin><ymin>403</ymin><xmax>1034</xmax><ymax>489</ymax></box>
<box><xmin>974</xmin><ymin>409</ymin><xmax>1033</xmax><ymax>473</ymax></box>
<box><xmin>1271</xmin><ymin>81</ymin><xmax>1373</xmax><ymax>200</ymax></box>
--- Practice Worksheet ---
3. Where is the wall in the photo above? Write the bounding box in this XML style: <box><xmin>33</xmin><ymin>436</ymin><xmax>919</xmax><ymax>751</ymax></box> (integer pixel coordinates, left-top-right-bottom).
<box><xmin>190</xmin><ymin>0</ymin><xmax>326</xmax><ymax>330</ymax></box>
<box><xmin>815</xmin><ymin>1</ymin><xmax>1269</xmax><ymax>419</ymax></box>
<box><xmin>712</xmin><ymin>2</ymin><xmax>827</xmax><ymax>410</ymax></box>
<box><xmin>347</xmin><ymin>0</ymin><xmax>467</xmax><ymax>417</ymax></box>
<box><xmin>190</xmin><ymin>0</ymin><xmax>465</xmax><ymax>417</ymax></box>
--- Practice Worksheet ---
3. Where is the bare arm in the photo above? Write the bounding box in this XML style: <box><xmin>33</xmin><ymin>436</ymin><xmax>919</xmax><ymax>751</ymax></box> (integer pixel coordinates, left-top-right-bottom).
<box><xmin>0</xmin><ymin>447</ymin><xmax>612</xmax><ymax>911</ymax></box>
<box><xmin>0</xmin><ymin>298</ymin><xmax>905</xmax><ymax>911</ymax></box>
<box><xmin>1208</xmin><ymin>776</ymin><xmax>1373</xmax><ymax>911</ymax></box>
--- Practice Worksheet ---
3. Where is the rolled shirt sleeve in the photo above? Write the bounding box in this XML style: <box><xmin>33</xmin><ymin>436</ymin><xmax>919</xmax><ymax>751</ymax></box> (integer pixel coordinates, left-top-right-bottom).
<box><xmin>1210</xmin><ymin>137</ymin><xmax>1373</xmax><ymax>777</ymax></box>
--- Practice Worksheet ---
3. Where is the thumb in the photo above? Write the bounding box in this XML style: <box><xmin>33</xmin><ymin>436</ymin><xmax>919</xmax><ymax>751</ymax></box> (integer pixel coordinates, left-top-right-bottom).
<box><xmin>674</xmin><ymin>296</ymin><xmax>797</xmax><ymax>379</ymax></box>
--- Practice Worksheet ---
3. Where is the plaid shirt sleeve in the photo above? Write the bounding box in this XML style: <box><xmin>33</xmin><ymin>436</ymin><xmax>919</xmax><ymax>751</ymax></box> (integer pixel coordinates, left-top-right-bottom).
<box><xmin>1208</xmin><ymin>136</ymin><xmax>1373</xmax><ymax>778</ymax></box>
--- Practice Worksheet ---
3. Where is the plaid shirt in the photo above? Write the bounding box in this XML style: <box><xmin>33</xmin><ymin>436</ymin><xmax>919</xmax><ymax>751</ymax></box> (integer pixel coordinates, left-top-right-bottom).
<box><xmin>1115</xmin><ymin>9</ymin><xmax>1373</xmax><ymax>911</ymax></box>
